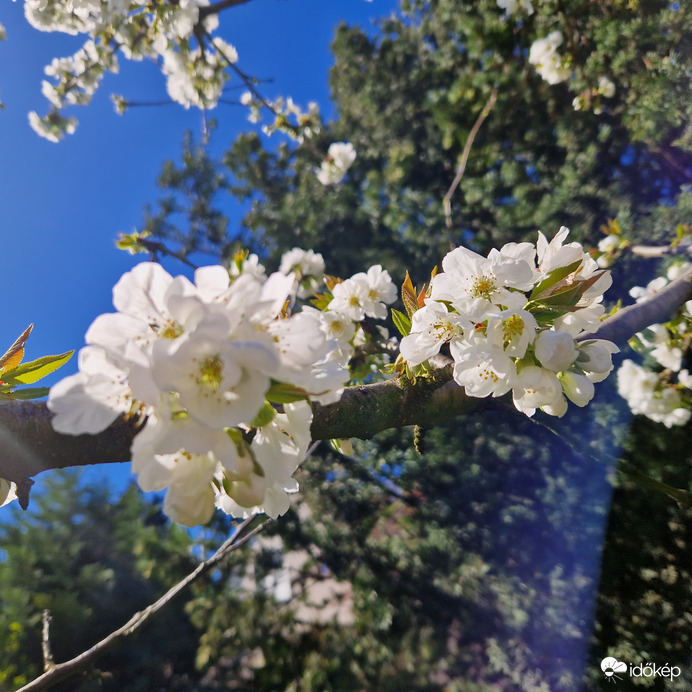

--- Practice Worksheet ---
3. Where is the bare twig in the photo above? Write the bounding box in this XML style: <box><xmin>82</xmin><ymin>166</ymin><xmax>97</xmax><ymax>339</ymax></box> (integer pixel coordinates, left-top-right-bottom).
<box><xmin>138</xmin><ymin>238</ymin><xmax>200</xmax><ymax>271</ymax></box>
<box><xmin>41</xmin><ymin>610</ymin><xmax>54</xmax><ymax>673</ymax></box>
<box><xmin>443</xmin><ymin>89</ymin><xmax>498</xmax><ymax>230</ymax></box>
<box><xmin>17</xmin><ymin>515</ymin><xmax>272</xmax><ymax>692</ymax></box>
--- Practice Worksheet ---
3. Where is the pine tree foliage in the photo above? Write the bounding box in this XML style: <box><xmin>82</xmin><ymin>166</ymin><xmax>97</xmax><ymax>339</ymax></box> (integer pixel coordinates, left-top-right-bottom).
<box><xmin>0</xmin><ymin>472</ymin><xmax>204</xmax><ymax>692</ymax></box>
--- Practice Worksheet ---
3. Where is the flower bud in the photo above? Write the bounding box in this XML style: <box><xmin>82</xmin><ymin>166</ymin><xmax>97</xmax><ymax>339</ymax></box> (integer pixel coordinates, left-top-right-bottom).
<box><xmin>534</xmin><ymin>330</ymin><xmax>577</xmax><ymax>372</ymax></box>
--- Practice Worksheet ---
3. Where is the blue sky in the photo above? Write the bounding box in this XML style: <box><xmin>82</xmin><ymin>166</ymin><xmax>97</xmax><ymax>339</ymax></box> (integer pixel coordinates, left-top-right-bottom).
<box><xmin>0</xmin><ymin>0</ymin><xmax>400</xmax><ymax>494</ymax></box>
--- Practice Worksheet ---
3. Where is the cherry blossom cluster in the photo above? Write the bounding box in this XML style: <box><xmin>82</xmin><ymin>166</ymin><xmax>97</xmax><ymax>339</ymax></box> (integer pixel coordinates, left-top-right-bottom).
<box><xmin>47</xmin><ymin>257</ymin><xmax>351</xmax><ymax>526</ymax></box>
<box><xmin>616</xmin><ymin>263</ymin><xmax>692</xmax><ymax>427</ymax></box>
<box><xmin>47</xmin><ymin>249</ymin><xmax>397</xmax><ymax>526</ymax></box>
<box><xmin>240</xmin><ymin>93</ymin><xmax>322</xmax><ymax>142</ymax></box>
<box><xmin>316</xmin><ymin>142</ymin><xmax>357</xmax><ymax>186</ymax></box>
<box><xmin>21</xmin><ymin>0</ymin><xmax>233</xmax><ymax>140</ymax></box>
<box><xmin>496</xmin><ymin>0</ymin><xmax>534</xmax><ymax>17</ymax></box>
<box><xmin>398</xmin><ymin>227</ymin><xmax>618</xmax><ymax>417</ymax></box>
<box><xmin>528</xmin><ymin>31</ymin><xmax>571</xmax><ymax>85</ymax></box>
<box><xmin>617</xmin><ymin>360</ymin><xmax>691</xmax><ymax>428</ymax></box>
<box><xmin>496</xmin><ymin>5</ymin><xmax>617</xmax><ymax>113</ymax></box>
<box><xmin>572</xmin><ymin>76</ymin><xmax>616</xmax><ymax>114</ymax></box>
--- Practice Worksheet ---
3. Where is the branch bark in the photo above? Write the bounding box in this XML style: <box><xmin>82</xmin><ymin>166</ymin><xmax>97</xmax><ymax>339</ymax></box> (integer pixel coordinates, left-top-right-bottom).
<box><xmin>0</xmin><ymin>270</ymin><xmax>689</xmax><ymax>486</ymax></box>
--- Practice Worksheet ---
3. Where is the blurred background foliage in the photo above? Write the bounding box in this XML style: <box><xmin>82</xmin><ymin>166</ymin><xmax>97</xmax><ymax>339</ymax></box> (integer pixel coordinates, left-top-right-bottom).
<box><xmin>2</xmin><ymin>0</ymin><xmax>691</xmax><ymax>690</ymax></box>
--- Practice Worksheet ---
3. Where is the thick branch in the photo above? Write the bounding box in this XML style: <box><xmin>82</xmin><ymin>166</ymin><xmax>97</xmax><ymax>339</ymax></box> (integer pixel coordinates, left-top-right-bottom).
<box><xmin>0</xmin><ymin>272</ymin><xmax>689</xmax><ymax>484</ymax></box>
<box><xmin>580</xmin><ymin>268</ymin><xmax>692</xmax><ymax>344</ymax></box>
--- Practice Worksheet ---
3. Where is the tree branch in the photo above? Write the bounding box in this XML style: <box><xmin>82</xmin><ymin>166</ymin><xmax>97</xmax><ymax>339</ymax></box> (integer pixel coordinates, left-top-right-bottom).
<box><xmin>16</xmin><ymin>515</ymin><xmax>271</xmax><ymax>692</ymax></box>
<box><xmin>0</xmin><ymin>271</ymin><xmax>689</xmax><ymax>485</ymax></box>
<box><xmin>580</xmin><ymin>267</ymin><xmax>692</xmax><ymax>344</ymax></box>
<box><xmin>199</xmin><ymin>0</ymin><xmax>253</xmax><ymax>21</ymax></box>
<box><xmin>443</xmin><ymin>89</ymin><xmax>498</xmax><ymax>230</ymax></box>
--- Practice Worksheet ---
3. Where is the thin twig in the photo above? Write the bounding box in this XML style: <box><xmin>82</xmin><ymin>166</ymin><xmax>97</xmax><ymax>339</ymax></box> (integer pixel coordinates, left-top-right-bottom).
<box><xmin>41</xmin><ymin>610</ymin><xmax>54</xmax><ymax>673</ymax></box>
<box><xmin>443</xmin><ymin>89</ymin><xmax>498</xmax><ymax>230</ymax></box>
<box><xmin>17</xmin><ymin>515</ymin><xmax>272</xmax><ymax>692</ymax></box>
<box><xmin>138</xmin><ymin>238</ymin><xmax>200</xmax><ymax>271</ymax></box>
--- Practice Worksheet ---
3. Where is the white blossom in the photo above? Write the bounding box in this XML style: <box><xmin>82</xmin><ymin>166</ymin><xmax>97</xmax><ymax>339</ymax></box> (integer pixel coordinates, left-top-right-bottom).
<box><xmin>451</xmin><ymin>337</ymin><xmax>517</xmax><ymax>398</ymax></box>
<box><xmin>512</xmin><ymin>366</ymin><xmax>563</xmax><ymax>417</ymax></box>
<box><xmin>399</xmin><ymin>301</ymin><xmax>470</xmax><ymax>367</ymax></box>
<box><xmin>316</xmin><ymin>142</ymin><xmax>356</xmax><ymax>185</ymax></box>
<box><xmin>280</xmin><ymin>248</ymin><xmax>325</xmax><ymax>297</ymax></box>
<box><xmin>48</xmin><ymin>346</ymin><xmax>133</xmax><ymax>434</ymax></box>
<box><xmin>597</xmin><ymin>76</ymin><xmax>616</xmax><ymax>98</ymax></box>
<box><xmin>329</xmin><ymin>275</ymin><xmax>370</xmax><ymax>322</ymax></box>
<box><xmin>0</xmin><ymin>478</ymin><xmax>18</xmax><ymax>508</ymax></box>
<box><xmin>534</xmin><ymin>330</ymin><xmax>578</xmax><ymax>372</ymax></box>
<box><xmin>431</xmin><ymin>244</ymin><xmax>533</xmax><ymax>321</ymax></box>
<box><xmin>496</xmin><ymin>0</ymin><xmax>533</xmax><ymax>16</ymax></box>
<box><xmin>574</xmin><ymin>339</ymin><xmax>619</xmax><ymax>382</ymax></box>
<box><xmin>529</xmin><ymin>31</ymin><xmax>571</xmax><ymax>85</ymax></box>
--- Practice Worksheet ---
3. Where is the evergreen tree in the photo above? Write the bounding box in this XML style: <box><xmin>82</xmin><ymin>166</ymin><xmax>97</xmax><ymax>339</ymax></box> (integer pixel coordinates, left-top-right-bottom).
<box><xmin>0</xmin><ymin>472</ymin><xmax>204</xmax><ymax>692</ymax></box>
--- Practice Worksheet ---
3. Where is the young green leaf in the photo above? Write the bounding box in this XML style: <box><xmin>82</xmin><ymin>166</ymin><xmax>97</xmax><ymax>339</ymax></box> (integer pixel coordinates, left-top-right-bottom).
<box><xmin>530</xmin><ymin>260</ymin><xmax>582</xmax><ymax>300</ymax></box>
<box><xmin>265</xmin><ymin>381</ymin><xmax>310</xmax><ymax>404</ymax></box>
<box><xmin>1</xmin><ymin>351</ymin><xmax>74</xmax><ymax>386</ymax></box>
<box><xmin>0</xmin><ymin>387</ymin><xmax>51</xmax><ymax>401</ymax></box>
<box><xmin>391</xmin><ymin>308</ymin><xmax>412</xmax><ymax>337</ymax></box>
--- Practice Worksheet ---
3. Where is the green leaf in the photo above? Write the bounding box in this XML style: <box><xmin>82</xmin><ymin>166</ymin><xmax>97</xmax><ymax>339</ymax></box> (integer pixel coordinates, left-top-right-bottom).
<box><xmin>391</xmin><ymin>308</ymin><xmax>412</xmax><ymax>337</ymax></box>
<box><xmin>1</xmin><ymin>351</ymin><xmax>74</xmax><ymax>385</ymax></box>
<box><xmin>310</xmin><ymin>291</ymin><xmax>333</xmax><ymax>311</ymax></box>
<box><xmin>0</xmin><ymin>387</ymin><xmax>51</xmax><ymax>401</ymax></box>
<box><xmin>250</xmin><ymin>401</ymin><xmax>278</xmax><ymax>428</ymax></box>
<box><xmin>530</xmin><ymin>260</ymin><xmax>582</xmax><ymax>300</ymax></box>
<box><xmin>265</xmin><ymin>381</ymin><xmax>309</xmax><ymax>404</ymax></box>
<box><xmin>535</xmin><ymin>282</ymin><xmax>584</xmax><ymax>307</ymax></box>
<box><xmin>527</xmin><ymin>304</ymin><xmax>577</xmax><ymax>324</ymax></box>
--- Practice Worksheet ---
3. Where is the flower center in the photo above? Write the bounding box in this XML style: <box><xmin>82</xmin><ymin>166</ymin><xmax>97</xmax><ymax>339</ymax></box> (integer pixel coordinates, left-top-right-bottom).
<box><xmin>161</xmin><ymin>321</ymin><xmax>184</xmax><ymax>339</ymax></box>
<box><xmin>502</xmin><ymin>314</ymin><xmax>525</xmax><ymax>343</ymax></box>
<box><xmin>198</xmin><ymin>355</ymin><xmax>224</xmax><ymax>389</ymax></box>
<box><xmin>432</xmin><ymin>319</ymin><xmax>463</xmax><ymax>342</ymax></box>
<box><xmin>469</xmin><ymin>274</ymin><xmax>497</xmax><ymax>300</ymax></box>
<box><xmin>476</xmin><ymin>363</ymin><xmax>499</xmax><ymax>383</ymax></box>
